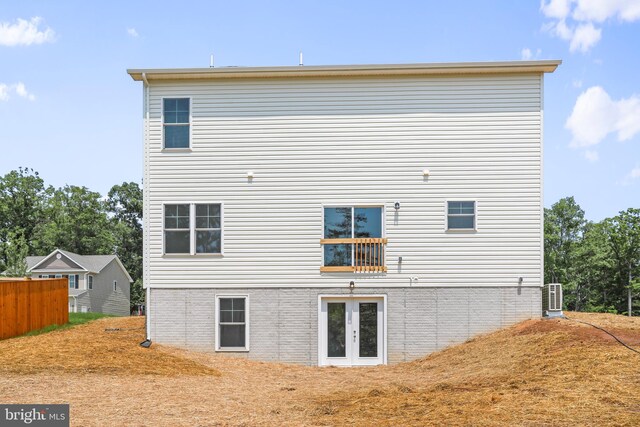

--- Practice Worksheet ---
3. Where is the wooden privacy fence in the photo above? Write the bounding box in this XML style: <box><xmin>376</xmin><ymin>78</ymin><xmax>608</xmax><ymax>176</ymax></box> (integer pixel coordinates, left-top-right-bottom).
<box><xmin>0</xmin><ymin>278</ymin><xmax>68</xmax><ymax>340</ymax></box>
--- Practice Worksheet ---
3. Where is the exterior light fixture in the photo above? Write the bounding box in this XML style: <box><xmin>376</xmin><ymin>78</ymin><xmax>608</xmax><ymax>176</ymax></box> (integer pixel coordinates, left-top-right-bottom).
<box><xmin>394</xmin><ymin>202</ymin><xmax>400</xmax><ymax>210</ymax></box>
<box><xmin>247</xmin><ymin>171</ymin><xmax>254</xmax><ymax>178</ymax></box>
<box><xmin>349</xmin><ymin>281</ymin><xmax>355</xmax><ymax>289</ymax></box>
<box><xmin>422</xmin><ymin>169</ymin><xmax>430</xmax><ymax>176</ymax></box>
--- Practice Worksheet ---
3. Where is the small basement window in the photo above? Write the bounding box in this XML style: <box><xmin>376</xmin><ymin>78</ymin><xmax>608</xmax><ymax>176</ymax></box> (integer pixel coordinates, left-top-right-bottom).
<box><xmin>216</xmin><ymin>296</ymin><xmax>249</xmax><ymax>351</ymax></box>
<box><xmin>447</xmin><ymin>201</ymin><xmax>476</xmax><ymax>230</ymax></box>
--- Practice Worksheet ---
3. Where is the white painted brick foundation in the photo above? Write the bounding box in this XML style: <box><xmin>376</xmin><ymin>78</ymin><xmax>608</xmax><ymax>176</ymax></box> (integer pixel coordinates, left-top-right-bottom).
<box><xmin>149</xmin><ymin>286</ymin><xmax>541</xmax><ymax>365</ymax></box>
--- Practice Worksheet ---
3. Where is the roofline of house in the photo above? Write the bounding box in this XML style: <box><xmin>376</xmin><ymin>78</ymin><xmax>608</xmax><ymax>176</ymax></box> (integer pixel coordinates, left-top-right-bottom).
<box><xmin>127</xmin><ymin>60</ymin><xmax>561</xmax><ymax>82</ymax></box>
<box><xmin>28</xmin><ymin>249</ymin><xmax>89</xmax><ymax>272</ymax></box>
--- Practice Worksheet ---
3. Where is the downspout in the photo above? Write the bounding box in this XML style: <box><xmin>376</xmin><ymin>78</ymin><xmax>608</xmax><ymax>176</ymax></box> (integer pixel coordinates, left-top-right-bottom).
<box><xmin>140</xmin><ymin>72</ymin><xmax>152</xmax><ymax>347</ymax></box>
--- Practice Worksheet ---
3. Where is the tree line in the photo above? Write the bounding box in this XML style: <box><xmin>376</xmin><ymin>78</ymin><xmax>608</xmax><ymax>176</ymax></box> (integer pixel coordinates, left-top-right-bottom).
<box><xmin>545</xmin><ymin>197</ymin><xmax>639</xmax><ymax>314</ymax></box>
<box><xmin>0</xmin><ymin>168</ymin><xmax>143</xmax><ymax>307</ymax></box>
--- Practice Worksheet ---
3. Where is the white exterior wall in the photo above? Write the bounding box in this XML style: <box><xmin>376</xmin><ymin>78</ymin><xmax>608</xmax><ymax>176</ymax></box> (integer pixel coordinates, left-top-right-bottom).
<box><xmin>143</xmin><ymin>74</ymin><xmax>543</xmax><ymax>290</ymax></box>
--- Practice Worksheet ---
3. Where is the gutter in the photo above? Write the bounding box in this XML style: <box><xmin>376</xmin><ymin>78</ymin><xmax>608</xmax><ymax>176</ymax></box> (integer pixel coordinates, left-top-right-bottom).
<box><xmin>140</xmin><ymin>72</ymin><xmax>152</xmax><ymax>348</ymax></box>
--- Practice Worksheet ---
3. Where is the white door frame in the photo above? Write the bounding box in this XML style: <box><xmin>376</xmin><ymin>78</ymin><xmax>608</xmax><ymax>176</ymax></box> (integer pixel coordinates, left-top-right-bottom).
<box><xmin>318</xmin><ymin>294</ymin><xmax>387</xmax><ymax>366</ymax></box>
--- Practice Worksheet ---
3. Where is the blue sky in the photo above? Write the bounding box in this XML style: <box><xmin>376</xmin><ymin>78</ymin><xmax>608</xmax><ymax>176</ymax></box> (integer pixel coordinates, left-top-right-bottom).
<box><xmin>0</xmin><ymin>0</ymin><xmax>638</xmax><ymax>221</ymax></box>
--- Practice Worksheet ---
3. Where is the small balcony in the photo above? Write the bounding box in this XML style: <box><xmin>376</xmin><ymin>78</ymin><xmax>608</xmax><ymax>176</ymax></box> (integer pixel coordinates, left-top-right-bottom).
<box><xmin>320</xmin><ymin>238</ymin><xmax>388</xmax><ymax>273</ymax></box>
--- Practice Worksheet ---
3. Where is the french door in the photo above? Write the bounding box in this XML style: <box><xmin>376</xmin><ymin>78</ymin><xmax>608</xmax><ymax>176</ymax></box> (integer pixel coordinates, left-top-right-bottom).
<box><xmin>319</xmin><ymin>297</ymin><xmax>385</xmax><ymax>366</ymax></box>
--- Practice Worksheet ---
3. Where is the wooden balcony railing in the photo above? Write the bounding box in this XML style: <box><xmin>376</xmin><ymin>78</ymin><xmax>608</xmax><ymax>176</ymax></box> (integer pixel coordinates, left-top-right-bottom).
<box><xmin>320</xmin><ymin>238</ymin><xmax>388</xmax><ymax>273</ymax></box>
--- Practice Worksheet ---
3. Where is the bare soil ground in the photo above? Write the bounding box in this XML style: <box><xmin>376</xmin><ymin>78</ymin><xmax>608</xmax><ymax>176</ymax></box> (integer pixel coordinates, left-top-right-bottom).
<box><xmin>0</xmin><ymin>312</ymin><xmax>639</xmax><ymax>426</ymax></box>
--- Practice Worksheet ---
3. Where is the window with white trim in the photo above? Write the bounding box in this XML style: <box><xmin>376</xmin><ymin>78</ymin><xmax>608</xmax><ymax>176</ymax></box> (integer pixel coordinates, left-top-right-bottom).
<box><xmin>68</xmin><ymin>274</ymin><xmax>79</xmax><ymax>289</ymax></box>
<box><xmin>447</xmin><ymin>201</ymin><xmax>476</xmax><ymax>230</ymax></box>
<box><xmin>323</xmin><ymin>206</ymin><xmax>383</xmax><ymax>268</ymax></box>
<box><xmin>217</xmin><ymin>296</ymin><xmax>248</xmax><ymax>350</ymax></box>
<box><xmin>163</xmin><ymin>98</ymin><xmax>190</xmax><ymax>149</ymax></box>
<box><xmin>164</xmin><ymin>203</ymin><xmax>222</xmax><ymax>255</ymax></box>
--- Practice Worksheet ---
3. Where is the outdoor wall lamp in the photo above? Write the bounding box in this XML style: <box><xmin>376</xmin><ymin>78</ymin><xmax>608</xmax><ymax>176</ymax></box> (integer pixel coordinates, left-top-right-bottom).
<box><xmin>247</xmin><ymin>171</ymin><xmax>254</xmax><ymax>178</ymax></box>
<box><xmin>422</xmin><ymin>169</ymin><xmax>430</xmax><ymax>176</ymax></box>
<box><xmin>394</xmin><ymin>202</ymin><xmax>400</xmax><ymax>210</ymax></box>
<box><xmin>349</xmin><ymin>281</ymin><xmax>355</xmax><ymax>289</ymax></box>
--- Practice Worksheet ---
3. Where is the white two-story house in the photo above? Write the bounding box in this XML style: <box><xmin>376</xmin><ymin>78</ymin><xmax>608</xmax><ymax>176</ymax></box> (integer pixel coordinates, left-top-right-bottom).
<box><xmin>128</xmin><ymin>60</ymin><xmax>560</xmax><ymax>366</ymax></box>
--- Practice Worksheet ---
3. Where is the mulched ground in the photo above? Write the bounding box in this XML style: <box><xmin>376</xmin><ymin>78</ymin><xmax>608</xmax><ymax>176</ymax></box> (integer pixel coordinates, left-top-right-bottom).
<box><xmin>0</xmin><ymin>312</ymin><xmax>638</xmax><ymax>426</ymax></box>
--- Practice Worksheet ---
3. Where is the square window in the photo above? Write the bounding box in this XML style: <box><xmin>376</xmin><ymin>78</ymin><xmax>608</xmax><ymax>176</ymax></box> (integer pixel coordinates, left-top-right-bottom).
<box><xmin>447</xmin><ymin>201</ymin><xmax>476</xmax><ymax>230</ymax></box>
<box><xmin>164</xmin><ymin>203</ymin><xmax>222</xmax><ymax>255</ymax></box>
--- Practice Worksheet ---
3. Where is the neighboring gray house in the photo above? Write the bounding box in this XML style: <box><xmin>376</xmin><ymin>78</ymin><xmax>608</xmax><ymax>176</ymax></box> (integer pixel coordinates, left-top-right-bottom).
<box><xmin>26</xmin><ymin>249</ymin><xmax>132</xmax><ymax>316</ymax></box>
<box><xmin>128</xmin><ymin>60</ymin><xmax>560</xmax><ymax>366</ymax></box>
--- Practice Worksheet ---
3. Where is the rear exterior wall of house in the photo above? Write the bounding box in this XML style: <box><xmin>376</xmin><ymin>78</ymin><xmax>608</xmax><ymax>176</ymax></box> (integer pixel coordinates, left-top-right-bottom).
<box><xmin>142</xmin><ymin>71</ymin><xmax>545</xmax><ymax>364</ymax></box>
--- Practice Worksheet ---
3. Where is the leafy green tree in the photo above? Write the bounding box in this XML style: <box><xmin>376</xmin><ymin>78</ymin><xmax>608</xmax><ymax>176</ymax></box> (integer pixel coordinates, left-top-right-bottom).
<box><xmin>107</xmin><ymin>182</ymin><xmax>144</xmax><ymax>307</ymax></box>
<box><xmin>37</xmin><ymin>185</ymin><xmax>114</xmax><ymax>255</ymax></box>
<box><xmin>0</xmin><ymin>168</ymin><xmax>51</xmax><ymax>269</ymax></box>
<box><xmin>544</xmin><ymin>197</ymin><xmax>587</xmax><ymax>309</ymax></box>
<box><xmin>572</xmin><ymin>222</ymin><xmax>615</xmax><ymax>312</ymax></box>
<box><xmin>2</xmin><ymin>230</ymin><xmax>29</xmax><ymax>276</ymax></box>
<box><xmin>604</xmin><ymin>208</ymin><xmax>640</xmax><ymax>314</ymax></box>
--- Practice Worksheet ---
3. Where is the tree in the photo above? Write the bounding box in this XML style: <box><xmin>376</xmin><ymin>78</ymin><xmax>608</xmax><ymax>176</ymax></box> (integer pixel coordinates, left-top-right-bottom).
<box><xmin>604</xmin><ymin>208</ymin><xmax>640</xmax><ymax>314</ymax></box>
<box><xmin>37</xmin><ymin>185</ymin><xmax>114</xmax><ymax>255</ymax></box>
<box><xmin>2</xmin><ymin>230</ymin><xmax>29</xmax><ymax>277</ymax></box>
<box><xmin>107</xmin><ymin>182</ymin><xmax>144</xmax><ymax>307</ymax></box>
<box><xmin>0</xmin><ymin>168</ymin><xmax>51</xmax><ymax>269</ymax></box>
<box><xmin>544</xmin><ymin>197</ymin><xmax>587</xmax><ymax>309</ymax></box>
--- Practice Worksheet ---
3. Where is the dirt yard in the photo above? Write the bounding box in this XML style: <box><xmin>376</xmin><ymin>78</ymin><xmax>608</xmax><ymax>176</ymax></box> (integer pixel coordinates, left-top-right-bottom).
<box><xmin>1</xmin><ymin>312</ymin><xmax>639</xmax><ymax>426</ymax></box>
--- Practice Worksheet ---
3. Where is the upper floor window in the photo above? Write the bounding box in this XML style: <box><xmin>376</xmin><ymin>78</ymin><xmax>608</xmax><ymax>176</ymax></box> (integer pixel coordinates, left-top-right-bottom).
<box><xmin>88</xmin><ymin>275</ymin><xmax>93</xmax><ymax>290</ymax></box>
<box><xmin>164</xmin><ymin>203</ymin><xmax>222</xmax><ymax>255</ymax></box>
<box><xmin>447</xmin><ymin>201</ymin><xmax>476</xmax><ymax>230</ymax></box>
<box><xmin>322</xmin><ymin>206</ymin><xmax>385</xmax><ymax>271</ymax></box>
<box><xmin>68</xmin><ymin>274</ymin><xmax>79</xmax><ymax>289</ymax></box>
<box><xmin>163</xmin><ymin>98</ymin><xmax>190</xmax><ymax>149</ymax></box>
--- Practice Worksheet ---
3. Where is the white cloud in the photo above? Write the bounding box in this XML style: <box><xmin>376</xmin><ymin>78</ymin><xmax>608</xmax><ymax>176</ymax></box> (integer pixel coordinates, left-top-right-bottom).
<box><xmin>0</xmin><ymin>83</ymin><xmax>9</xmax><ymax>101</ymax></box>
<box><xmin>566</xmin><ymin>86</ymin><xmax>640</xmax><ymax>147</ymax></box>
<box><xmin>620</xmin><ymin>165</ymin><xmax>640</xmax><ymax>185</ymax></box>
<box><xmin>541</xmin><ymin>0</ymin><xmax>573</xmax><ymax>19</ymax></box>
<box><xmin>14</xmin><ymin>82</ymin><xmax>35</xmax><ymax>101</ymax></box>
<box><xmin>540</xmin><ymin>0</ymin><xmax>640</xmax><ymax>52</ymax></box>
<box><xmin>127</xmin><ymin>28</ymin><xmax>139</xmax><ymax>37</ymax></box>
<box><xmin>0</xmin><ymin>82</ymin><xmax>36</xmax><ymax>101</ymax></box>
<box><xmin>572</xmin><ymin>0</ymin><xmax>640</xmax><ymax>22</ymax></box>
<box><xmin>569</xmin><ymin>22</ymin><xmax>601</xmax><ymax>52</ymax></box>
<box><xmin>0</xmin><ymin>17</ymin><xmax>55</xmax><ymax>47</ymax></box>
<box><xmin>520</xmin><ymin>47</ymin><xmax>542</xmax><ymax>60</ymax></box>
<box><xmin>584</xmin><ymin>150</ymin><xmax>599</xmax><ymax>162</ymax></box>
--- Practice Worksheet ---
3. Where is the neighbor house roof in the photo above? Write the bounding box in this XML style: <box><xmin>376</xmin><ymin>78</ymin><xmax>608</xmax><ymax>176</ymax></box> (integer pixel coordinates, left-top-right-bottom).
<box><xmin>27</xmin><ymin>249</ymin><xmax>133</xmax><ymax>282</ymax></box>
<box><xmin>127</xmin><ymin>60</ymin><xmax>561</xmax><ymax>82</ymax></box>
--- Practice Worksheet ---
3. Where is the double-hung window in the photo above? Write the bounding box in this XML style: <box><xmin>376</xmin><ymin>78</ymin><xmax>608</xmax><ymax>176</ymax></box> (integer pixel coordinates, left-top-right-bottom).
<box><xmin>216</xmin><ymin>296</ymin><xmax>249</xmax><ymax>351</ymax></box>
<box><xmin>68</xmin><ymin>274</ymin><xmax>79</xmax><ymax>289</ymax></box>
<box><xmin>322</xmin><ymin>206</ymin><xmax>386</xmax><ymax>272</ymax></box>
<box><xmin>164</xmin><ymin>203</ymin><xmax>222</xmax><ymax>255</ymax></box>
<box><xmin>163</xmin><ymin>98</ymin><xmax>190</xmax><ymax>149</ymax></box>
<box><xmin>447</xmin><ymin>201</ymin><xmax>476</xmax><ymax>230</ymax></box>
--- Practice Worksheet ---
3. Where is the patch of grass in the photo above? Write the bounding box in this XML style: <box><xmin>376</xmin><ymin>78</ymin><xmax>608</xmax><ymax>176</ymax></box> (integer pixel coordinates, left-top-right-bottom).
<box><xmin>22</xmin><ymin>312</ymin><xmax>114</xmax><ymax>337</ymax></box>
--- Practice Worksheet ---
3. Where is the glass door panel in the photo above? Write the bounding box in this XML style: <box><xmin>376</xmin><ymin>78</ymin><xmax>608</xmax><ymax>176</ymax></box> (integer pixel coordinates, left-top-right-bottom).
<box><xmin>358</xmin><ymin>302</ymin><xmax>378</xmax><ymax>358</ymax></box>
<box><xmin>327</xmin><ymin>303</ymin><xmax>346</xmax><ymax>358</ymax></box>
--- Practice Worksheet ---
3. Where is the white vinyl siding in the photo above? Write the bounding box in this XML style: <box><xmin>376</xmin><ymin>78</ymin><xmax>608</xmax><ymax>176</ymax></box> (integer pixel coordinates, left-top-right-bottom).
<box><xmin>143</xmin><ymin>74</ymin><xmax>543</xmax><ymax>288</ymax></box>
